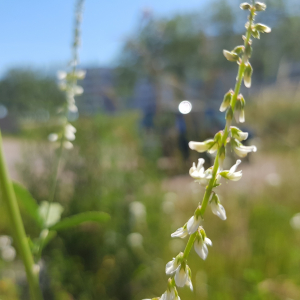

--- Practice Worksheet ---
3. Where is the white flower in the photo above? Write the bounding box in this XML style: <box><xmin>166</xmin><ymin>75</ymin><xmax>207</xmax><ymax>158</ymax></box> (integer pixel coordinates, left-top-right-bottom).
<box><xmin>230</xmin><ymin>126</ymin><xmax>248</xmax><ymax>141</ymax></box>
<box><xmin>189</xmin><ymin>159</ymin><xmax>212</xmax><ymax>186</ymax></box>
<box><xmin>64</xmin><ymin>141</ymin><xmax>73</xmax><ymax>149</ymax></box>
<box><xmin>185</xmin><ymin>266</ymin><xmax>193</xmax><ymax>291</ymax></box>
<box><xmin>48</xmin><ymin>133</ymin><xmax>58</xmax><ymax>142</ymax></box>
<box><xmin>220</xmin><ymin>90</ymin><xmax>233</xmax><ymax>112</ymax></box>
<box><xmin>171</xmin><ymin>226</ymin><xmax>188</xmax><ymax>238</ymax></box>
<box><xmin>161</xmin><ymin>289</ymin><xmax>175</xmax><ymax>300</ymax></box>
<box><xmin>175</xmin><ymin>264</ymin><xmax>189</xmax><ymax>287</ymax></box>
<box><xmin>165</xmin><ymin>258</ymin><xmax>180</xmax><ymax>275</ymax></box>
<box><xmin>219</xmin><ymin>160</ymin><xmax>242</xmax><ymax>181</ymax></box>
<box><xmin>74</xmin><ymin>85</ymin><xmax>84</xmax><ymax>95</ymax></box>
<box><xmin>231</xmin><ymin>138</ymin><xmax>257</xmax><ymax>157</ymax></box>
<box><xmin>210</xmin><ymin>194</ymin><xmax>226</xmax><ymax>220</ymax></box>
<box><xmin>194</xmin><ymin>228</ymin><xmax>212</xmax><ymax>260</ymax></box>
<box><xmin>187</xmin><ymin>215</ymin><xmax>201</xmax><ymax>234</ymax></box>
<box><xmin>57</xmin><ymin>71</ymin><xmax>67</xmax><ymax>80</ymax></box>
<box><xmin>65</xmin><ymin>124</ymin><xmax>77</xmax><ymax>141</ymax></box>
<box><xmin>189</xmin><ymin>139</ymin><xmax>216</xmax><ymax>153</ymax></box>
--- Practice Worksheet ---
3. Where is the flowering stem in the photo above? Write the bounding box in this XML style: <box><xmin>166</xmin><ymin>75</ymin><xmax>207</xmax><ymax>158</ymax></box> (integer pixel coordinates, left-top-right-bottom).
<box><xmin>0</xmin><ymin>131</ymin><xmax>43</xmax><ymax>300</ymax></box>
<box><xmin>181</xmin><ymin>5</ymin><xmax>256</xmax><ymax>270</ymax></box>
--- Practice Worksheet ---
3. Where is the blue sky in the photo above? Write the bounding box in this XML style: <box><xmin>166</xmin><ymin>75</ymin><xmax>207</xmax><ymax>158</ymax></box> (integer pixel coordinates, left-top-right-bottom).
<box><xmin>0</xmin><ymin>0</ymin><xmax>209</xmax><ymax>76</ymax></box>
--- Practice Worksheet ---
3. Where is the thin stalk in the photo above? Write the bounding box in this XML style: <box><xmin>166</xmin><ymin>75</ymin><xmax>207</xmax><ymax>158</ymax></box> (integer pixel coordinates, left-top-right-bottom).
<box><xmin>0</xmin><ymin>131</ymin><xmax>42</xmax><ymax>300</ymax></box>
<box><xmin>181</xmin><ymin>8</ymin><xmax>255</xmax><ymax>263</ymax></box>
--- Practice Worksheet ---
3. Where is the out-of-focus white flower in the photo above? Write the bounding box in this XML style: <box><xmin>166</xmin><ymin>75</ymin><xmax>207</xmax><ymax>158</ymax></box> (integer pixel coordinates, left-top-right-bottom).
<box><xmin>129</xmin><ymin>201</ymin><xmax>146</xmax><ymax>220</ymax></box>
<box><xmin>57</xmin><ymin>71</ymin><xmax>67</xmax><ymax>80</ymax></box>
<box><xmin>187</xmin><ymin>215</ymin><xmax>201</xmax><ymax>234</ymax></box>
<box><xmin>189</xmin><ymin>139</ymin><xmax>217</xmax><ymax>153</ymax></box>
<box><xmin>210</xmin><ymin>193</ymin><xmax>226</xmax><ymax>220</ymax></box>
<box><xmin>65</xmin><ymin>124</ymin><xmax>76</xmax><ymax>141</ymax></box>
<box><xmin>74</xmin><ymin>85</ymin><xmax>84</xmax><ymax>95</ymax></box>
<box><xmin>230</xmin><ymin>126</ymin><xmax>248</xmax><ymax>141</ymax></box>
<box><xmin>0</xmin><ymin>236</ymin><xmax>12</xmax><ymax>248</ymax></box>
<box><xmin>64</xmin><ymin>141</ymin><xmax>73</xmax><ymax>149</ymax></box>
<box><xmin>75</xmin><ymin>70</ymin><xmax>86</xmax><ymax>79</ymax></box>
<box><xmin>194</xmin><ymin>227</ymin><xmax>212</xmax><ymax>260</ymax></box>
<box><xmin>68</xmin><ymin>103</ymin><xmax>78</xmax><ymax>113</ymax></box>
<box><xmin>127</xmin><ymin>232</ymin><xmax>143</xmax><ymax>248</ymax></box>
<box><xmin>219</xmin><ymin>160</ymin><xmax>243</xmax><ymax>181</ymax></box>
<box><xmin>171</xmin><ymin>225</ymin><xmax>188</xmax><ymax>239</ymax></box>
<box><xmin>290</xmin><ymin>213</ymin><xmax>300</xmax><ymax>230</ymax></box>
<box><xmin>231</xmin><ymin>138</ymin><xmax>257</xmax><ymax>158</ymax></box>
<box><xmin>1</xmin><ymin>246</ymin><xmax>16</xmax><ymax>262</ymax></box>
<box><xmin>189</xmin><ymin>159</ymin><xmax>213</xmax><ymax>186</ymax></box>
<box><xmin>48</xmin><ymin>133</ymin><xmax>58</xmax><ymax>142</ymax></box>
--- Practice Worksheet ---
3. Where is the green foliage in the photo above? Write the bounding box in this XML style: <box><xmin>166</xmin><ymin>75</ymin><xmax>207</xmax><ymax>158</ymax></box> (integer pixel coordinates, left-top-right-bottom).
<box><xmin>49</xmin><ymin>212</ymin><xmax>110</xmax><ymax>231</ymax></box>
<box><xmin>0</xmin><ymin>69</ymin><xmax>65</xmax><ymax>116</ymax></box>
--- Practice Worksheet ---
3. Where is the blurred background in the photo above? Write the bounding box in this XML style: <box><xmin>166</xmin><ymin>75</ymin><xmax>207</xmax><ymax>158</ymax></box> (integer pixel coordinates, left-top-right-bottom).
<box><xmin>1</xmin><ymin>0</ymin><xmax>300</xmax><ymax>299</ymax></box>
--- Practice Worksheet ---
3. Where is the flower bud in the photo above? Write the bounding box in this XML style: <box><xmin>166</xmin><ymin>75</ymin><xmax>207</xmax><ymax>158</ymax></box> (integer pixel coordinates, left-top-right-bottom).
<box><xmin>240</xmin><ymin>2</ymin><xmax>251</xmax><ymax>10</ymax></box>
<box><xmin>244</xmin><ymin>63</ymin><xmax>253</xmax><ymax>88</ymax></box>
<box><xmin>220</xmin><ymin>90</ymin><xmax>234</xmax><ymax>112</ymax></box>
<box><xmin>254</xmin><ymin>2</ymin><xmax>267</xmax><ymax>11</ymax></box>
<box><xmin>251</xmin><ymin>28</ymin><xmax>260</xmax><ymax>39</ymax></box>
<box><xmin>210</xmin><ymin>193</ymin><xmax>226</xmax><ymax>220</ymax></box>
<box><xmin>233</xmin><ymin>46</ymin><xmax>245</xmax><ymax>56</ymax></box>
<box><xmin>245</xmin><ymin>43</ymin><xmax>252</xmax><ymax>58</ymax></box>
<box><xmin>223</xmin><ymin>50</ymin><xmax>239</xmax><ymax>62</ymax></box>
<box><xmin>234</xmin><ymin>94</ymin><xmax>245</xmax><ymax>123</ymax></box>
<box><xmin>219</xmin><ymin>145</ymin><xmax>226</xmax><ymax>170</ymax></box>
<box><xmin>230</xmin><ymin>126</ymin><xmax>248</xmax><ymax>141</ymax></box>
<box><xmin>255</xmin><ymin>23</ymin><xmax>271</xmax><ymax>33</ymax></box>
<box><xmin>225</xmin><ymin>107</ymin><xmax>233</xmax><ymax>127</ymax></box>
<box><xmin>214</xmin><ymin>131</ymin><xmax>223</xmax><ymax>147</ymax></box>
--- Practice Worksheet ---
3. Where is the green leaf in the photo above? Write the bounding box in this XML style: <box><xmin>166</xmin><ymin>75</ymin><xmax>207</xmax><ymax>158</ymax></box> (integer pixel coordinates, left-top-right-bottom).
<box><xmin>13</xmin><ymin>181</ymin><xmax>42</xmax><ymax>227</ymax></box>
<box><xmin>38</xmin><ymin>201</ymin><xmax>64</xmax><ymax>228</ymax></box>
<box><xmin>49</xmin><ymin>212</ymin><xmax>110</xmax><ymax>231</ymax></box>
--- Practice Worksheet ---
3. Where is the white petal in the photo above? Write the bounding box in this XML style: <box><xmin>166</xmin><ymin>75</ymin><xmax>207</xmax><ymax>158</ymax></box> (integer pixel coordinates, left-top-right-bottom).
<box><xmin>57</xmin><ymin>71</ymin><xmax>67</xmax><ymax>80</ymax></box>
<box><xmin>228</xmin><ymin>170</ymin><xmax>243</xmax><ymax>181</ymax></box>
<box><xmin>207</xmin><ymin>142</ymin><xmax>218</xmax><ymax>154</ymax></box>
<box><xmin>211</xmin><ymin>202</ymin><xmax>227</xmax><ymax>220</ymax></box>
<box><xmin>196</xmin><ymin>158</ymin><xmax>205</xmax><ymax>171</ymax></box>
<box><xmin>187</xmin><ymin>216</ymin><xmax>201</xmax><ymax>234</ymax></box>
<box><xmin>165</xmin><ymin>258</ymin><xmax>179</xmax><ymax>275</ymax></box>
<box><xmin>189</xmin><ymin>141</ymin><xmax>209</xmax><ymax>153</ymax></box>
<box><xmin>175</xmin><ymin>267</ymin><xmax>188</xmax><ymax>287</ymax></box>
<box><xmin>239</xmin><ymin>110</ymin><xmax>245</xmax><ymax>123</ymax></box>
<box><xmin>64</xmin><ymin>141</ymin><xmax>73</xmax><ymax>149</ymax></box>
<box><xmin>229</xmin><ymin>160</ymin><xmax>241</xmax><ymax>174</ymax></box>
<box><xmin>204</xmin><ymin>237</ymin><xmax>212</xmax><ymax>246</ymax></box>
<box><xmin>171</xmin><ymin>227</ymin><xmax>188</xmax><ymax>238</ymax></box>
<box><xmin>194</xmin><ymin>240</ymin><xmax>207</xmax><ymax>260</ymax></box>
<box><xmin>48</xmin><ymin>133</ymin><xmax>58</xmax><ymax>142</ymax></box>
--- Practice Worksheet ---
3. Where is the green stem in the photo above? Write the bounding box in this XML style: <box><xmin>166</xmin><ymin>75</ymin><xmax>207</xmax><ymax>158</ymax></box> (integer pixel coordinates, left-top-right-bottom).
<box><xmin>0</xmin><ymin>131</ymin><xmax>42</xmax><ymax>300</ymax></box>
<box><xmin>181</xmin><ymin>9</ymin><xmax>255</xmax><ymax>264</ymax></box>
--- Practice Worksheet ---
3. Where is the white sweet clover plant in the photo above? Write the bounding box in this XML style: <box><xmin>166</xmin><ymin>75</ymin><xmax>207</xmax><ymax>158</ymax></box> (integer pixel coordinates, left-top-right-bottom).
<box><xmin>144</xmin><ymin>2</ymin><xmax>271</xmax><ymax>299</ymax></box>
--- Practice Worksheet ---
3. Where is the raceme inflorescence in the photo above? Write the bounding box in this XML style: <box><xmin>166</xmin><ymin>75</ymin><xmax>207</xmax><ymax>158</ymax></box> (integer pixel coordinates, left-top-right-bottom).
<box><xmin>144</xmin><ymin>2</ymin><xmax>270</xmax><ymax>299</ymax></box>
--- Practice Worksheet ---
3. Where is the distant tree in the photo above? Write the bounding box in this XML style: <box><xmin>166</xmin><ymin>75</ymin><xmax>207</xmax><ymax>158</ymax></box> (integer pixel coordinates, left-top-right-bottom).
<box><xmin>0</xmin><ymin>69</ymin><xmax>65</xmax><ymax>116</ymax></box>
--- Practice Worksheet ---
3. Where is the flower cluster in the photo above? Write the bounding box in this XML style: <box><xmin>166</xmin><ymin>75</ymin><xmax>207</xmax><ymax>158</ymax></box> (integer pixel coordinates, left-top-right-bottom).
<box><xmin>48</xmin><ymin>1</ymin><xmax>85</xmax><ymax>150</ymax></box>
<box><xmin>146</xmin><ymin>2</ymin><xmax>270</xmax><ymax>299</ymax></box>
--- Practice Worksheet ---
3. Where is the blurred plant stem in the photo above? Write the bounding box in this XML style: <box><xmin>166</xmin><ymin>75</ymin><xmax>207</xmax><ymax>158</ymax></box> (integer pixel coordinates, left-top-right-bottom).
<box><xmin>0</xmin><ymin>130</ymin><xmax>43</xmax><ymax>300</ymax></box>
